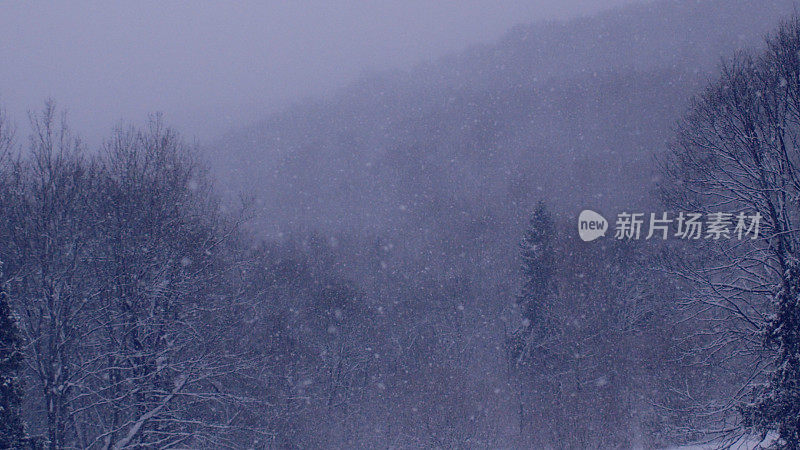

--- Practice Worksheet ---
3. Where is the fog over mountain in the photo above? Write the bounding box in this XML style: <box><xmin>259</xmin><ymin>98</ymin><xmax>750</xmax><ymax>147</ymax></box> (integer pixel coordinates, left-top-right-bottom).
<box><xmin>0</xmin><ymin>0</ymin><xmax>637</xmax><ymax>146</ymax></box>
<box><xmin>215</xmin><ymin>0</ymin><xmax>797</xmax><ymax>238</ymax></box>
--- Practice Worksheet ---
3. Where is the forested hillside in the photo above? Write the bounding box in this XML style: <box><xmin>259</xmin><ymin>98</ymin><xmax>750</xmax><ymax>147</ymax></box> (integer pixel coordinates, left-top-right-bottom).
<box><xmin>208</xmin><ymin>2</ymin><xmax>797</xmax><ymax>443</ymax></box>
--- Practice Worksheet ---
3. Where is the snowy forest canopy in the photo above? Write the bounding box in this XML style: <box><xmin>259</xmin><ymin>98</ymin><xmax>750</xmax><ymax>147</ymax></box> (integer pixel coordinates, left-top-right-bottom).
<box><xmin>5</xmin><ymin>0</ymin><xmax>800</xmax><ymax>448</ymax></box>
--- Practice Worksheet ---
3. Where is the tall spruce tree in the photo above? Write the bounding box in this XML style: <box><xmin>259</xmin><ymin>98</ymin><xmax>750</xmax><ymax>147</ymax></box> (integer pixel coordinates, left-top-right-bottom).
<box><xmin>0</xmin><ymin>284</ymin><xmax>26</xmax><ymax>448</ymax></box>
<box><xmin>517</xmin><ymin>201</ymin><xmax>555</xmax><ymax>333</ymax></box>
<box><xmin>507</xmin><ymin>201</ymin><xmax>558</xmax><ymax>439</ymax></box>
<box><xmin>508</xmin><ymin>201</ymin><xmax>556</xmax><ymax>367</ymax></box>
<box><xmin>744</xmin><ymin>259</ymin><xmax>800</xmax><ymax>446</ymax></box>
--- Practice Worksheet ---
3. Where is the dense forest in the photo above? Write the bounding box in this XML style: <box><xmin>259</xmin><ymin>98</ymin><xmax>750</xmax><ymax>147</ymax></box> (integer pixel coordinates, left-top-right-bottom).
<box><xmin>5</xmin><ymin>0</ymin><xmax>800</xmax><ymax>448</ymax></box>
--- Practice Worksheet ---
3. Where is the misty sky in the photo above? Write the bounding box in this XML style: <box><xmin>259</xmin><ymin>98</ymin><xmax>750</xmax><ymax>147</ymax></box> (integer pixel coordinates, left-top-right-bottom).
<box><xmin>0</xmin><ymin>1</ymin><xmax>638</xmax><ymax>146</ymax></box>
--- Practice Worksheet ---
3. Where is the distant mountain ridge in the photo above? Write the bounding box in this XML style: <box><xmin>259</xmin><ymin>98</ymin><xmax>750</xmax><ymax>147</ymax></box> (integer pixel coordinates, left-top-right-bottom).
<box><xmin>211</xmin><ymin>0</ymin><xmax>799</xmax><ymax>241</ymax></box>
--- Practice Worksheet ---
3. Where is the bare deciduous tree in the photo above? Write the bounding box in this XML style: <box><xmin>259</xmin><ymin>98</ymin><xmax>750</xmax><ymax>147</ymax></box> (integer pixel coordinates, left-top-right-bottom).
<box><xmin>661</xmin><ymin>17</ymin><xmax>800</xmax><ymax>446</ymax></box>
<box><xmin>0</xmin><ymin>105</ymin><xmax>267</xmax><ymax>448</ymax></box>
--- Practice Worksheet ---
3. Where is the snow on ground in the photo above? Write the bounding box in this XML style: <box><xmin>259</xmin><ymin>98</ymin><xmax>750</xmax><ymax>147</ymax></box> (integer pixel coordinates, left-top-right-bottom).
<box><xmin>667</xmin><ymin>433</ymin><xmax>776</xmax><ymax>449</ymax></box>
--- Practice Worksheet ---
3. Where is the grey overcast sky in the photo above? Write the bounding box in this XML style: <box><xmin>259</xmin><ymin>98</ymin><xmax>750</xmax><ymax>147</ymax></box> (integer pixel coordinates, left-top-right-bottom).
<box><xmin>0</xmin><ymin>1</ymin><xmax>637</xmax><ymax>146</ymax></box>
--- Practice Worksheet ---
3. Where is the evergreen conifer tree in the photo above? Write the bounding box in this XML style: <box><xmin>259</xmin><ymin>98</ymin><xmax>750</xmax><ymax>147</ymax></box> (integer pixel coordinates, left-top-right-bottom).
<box><xmin>0</xmin><ymin>284</ymin><xmax>26</xmax><ymax>448</ymax></box>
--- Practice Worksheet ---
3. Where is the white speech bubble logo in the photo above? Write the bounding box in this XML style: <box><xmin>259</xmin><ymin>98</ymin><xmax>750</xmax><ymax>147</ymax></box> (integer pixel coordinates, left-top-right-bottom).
<box><xmin>578</xmin><ymin>210</ymin><xmax>608</xmax><ymax>242</ymax></box>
